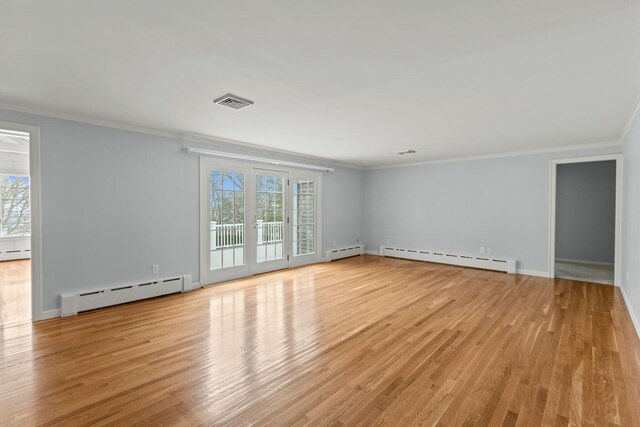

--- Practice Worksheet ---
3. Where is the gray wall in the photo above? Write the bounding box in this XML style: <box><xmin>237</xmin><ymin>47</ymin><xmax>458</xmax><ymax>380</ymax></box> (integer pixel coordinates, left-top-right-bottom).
<box><xmin>0</xmin><ymin>108</ymin><xmax>365</xmax><ymax>312</ymax></box>
<box><xmin>364</xmin><ymin>146</ymin><xmax>622</xmax><ymax>274</ymax></box>
<box><xmin>622</xmin><ymin>108</ymin><xmax>640</xmax><ymax>333</ymax></box>
<box><xmin>555</xmin><ymin>161</ymin><xmax>616</xmax><ymax>263</ymax></box>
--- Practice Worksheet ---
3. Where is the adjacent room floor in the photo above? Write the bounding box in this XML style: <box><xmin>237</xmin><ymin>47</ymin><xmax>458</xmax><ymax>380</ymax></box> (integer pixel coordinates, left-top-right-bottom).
<box><xmin>0</xmin><ymin>259</ymin><xmax>30</xmax><ymax>326</ymax></box>
<box><xmin>1</xmin><ymin>255</ymin><xmax>639</xmax><ymax>426</ymax></box>
<box><xmin>555</xmin><ymin>259</ymin><xmax>615</xmax><ymax>285</ymax></box>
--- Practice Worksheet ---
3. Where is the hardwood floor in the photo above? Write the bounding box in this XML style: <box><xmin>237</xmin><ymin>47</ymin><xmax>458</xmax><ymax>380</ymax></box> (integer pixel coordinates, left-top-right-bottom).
<box><xmin>0</xmin><ymin>259</ymin><xmax>30</xmax><ymax>326</ymax></box>
<box><xmin>1</xmin><ymin>255</ymin><xmax>639</xmax><ymax>426</ymax></box>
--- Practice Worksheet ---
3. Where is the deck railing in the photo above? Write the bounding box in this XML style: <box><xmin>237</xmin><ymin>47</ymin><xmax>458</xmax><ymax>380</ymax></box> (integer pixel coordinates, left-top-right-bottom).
<box><xmin>210</xmin><ymin>221</ymin><xmax>283</xmax><ymax>249</ymax></box>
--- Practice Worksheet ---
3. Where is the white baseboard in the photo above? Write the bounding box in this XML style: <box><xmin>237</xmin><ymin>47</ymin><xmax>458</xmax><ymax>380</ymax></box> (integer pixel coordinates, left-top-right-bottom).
<box><xmin>365</xmin><ymin>250</ymin><xmax>380</xmax><ymax>256</ymax></box>
<box><xmin>39</xmin><ymin>308</ymin><xmax>61</xmax><ymax>320</ymax></box>
<box><xmin>619</xmin><ymin>285</ymin><xmax>640</xmax><ymax>339</ymax></box>
<box><xmin>516</xmin><ymin>269</ymin><xmax>550</xmax><ymax>278</ymax></box>
<box><xmin>555</xmin><ymin>258</ymin><xmax>614</xmax><ymax>266</ymax></box>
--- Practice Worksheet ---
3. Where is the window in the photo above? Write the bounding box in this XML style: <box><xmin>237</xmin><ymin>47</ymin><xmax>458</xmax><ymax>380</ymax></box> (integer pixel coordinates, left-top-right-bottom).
<box><xmin>292</xmin><ymin>178</ymin><xmax>316</xmax><ymax>256</ymax></box>
<box><xmin>0</xmin><ymin>175</ymin><xmax>30</xmax><ymax>237</ymax></box>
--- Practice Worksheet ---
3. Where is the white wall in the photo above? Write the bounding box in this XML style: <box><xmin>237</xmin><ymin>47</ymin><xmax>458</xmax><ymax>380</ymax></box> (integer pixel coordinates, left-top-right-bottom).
<box><xmin>323</xmin><ymin>167</ymin><xmax>365</xmax><ymax>250</ymax></box>
<box><xmin>0</xmin><ymin>108</ymin><xmax>364</xmax><ymax>312</ymax></box>
<box><xmin>555</xmin><ymin>161</ymin><xmax>616</xmax><ymax>264</ymax></box>
<box><xmin>622</xmin><ymin>106</ymin><xmax>640</xmax><ymax>333</ymax></box>
<box><xmin>365</xmin><ymin>146</ymin><xmax>622</xmax><ymax>274</ymax></box>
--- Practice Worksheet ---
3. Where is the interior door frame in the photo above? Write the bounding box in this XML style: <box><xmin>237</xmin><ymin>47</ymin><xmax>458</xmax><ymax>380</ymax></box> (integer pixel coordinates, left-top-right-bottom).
<box><xmin>199</xmin><ymin>156</ymin><xmax>324</xmax><ymax>286</ymax></box>
<box><xmin>0</xmin><ymin>120</ymin><xmax>43</xmax><ymax>321</ymax></box>
<box><xmin>548</xmin><ymin>153</ymin><xmax>623</xmax><ymax>285</ymax></box>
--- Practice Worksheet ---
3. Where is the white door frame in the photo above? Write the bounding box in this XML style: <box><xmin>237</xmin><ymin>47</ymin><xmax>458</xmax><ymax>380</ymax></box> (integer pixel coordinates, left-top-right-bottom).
<box><xmin>288</xmin><ymin>169</ymin><xmax>323</xmax><ymax>268</ymax></box>
<box><xmin>199</xmin><ymin>156</ymin><xmax>323</xmax><ymax>286</ymax></box>
<box><xmin>199</xmin><ymin>158</ymin><xmax>252</xmax><ymax>285</ymax></box>
<box><xmin>548</xmin><ymin>154</ymin><xmax>623</xmax><ymax>285</ymax></box>
<box><xmin>0</xmin><ymin>120</ymin><xmax>43</xmax><ymax>321</ymax></box>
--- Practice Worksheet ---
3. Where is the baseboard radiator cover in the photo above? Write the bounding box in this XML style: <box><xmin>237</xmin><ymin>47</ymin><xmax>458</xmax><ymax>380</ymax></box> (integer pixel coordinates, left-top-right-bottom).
<box><xmin>380</xmin><ymin>246</ymin><xmax>516</xmax><ymax>274</ymax></box>
<box><xmin>326</xmin><ymin>244</ymin><xmax>365</xmax><ymax>261</ymax></box>
<box><xmin>60</xmin><ymin>274</ymin><xmax>192</xmax><ymax>316</ymax></box>
<box><xmin>0</xmin><ymin>236</ymin><xmax>31</xmax><ymax>261</ymax></box>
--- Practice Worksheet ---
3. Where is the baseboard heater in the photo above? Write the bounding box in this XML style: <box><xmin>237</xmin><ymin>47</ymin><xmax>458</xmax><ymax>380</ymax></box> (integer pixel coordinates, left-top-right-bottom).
<box><xmin>380</xmin><ymin>246</ymin><xmax>516</xmax><ymax>274</ymax></box>
<box><xmin>0</xmin><ymin>248</ymin><xmax>30</xmax><ymax>261</ymax></box>
<box><xmin>60</xmin><ymin>274</ymin><xmax>192</xmax><ymax>316</ymax></box>
<box><xmin>326</xmin><ymin>244</ymin><xmax>364</xmax><ymax>261</ymax></box>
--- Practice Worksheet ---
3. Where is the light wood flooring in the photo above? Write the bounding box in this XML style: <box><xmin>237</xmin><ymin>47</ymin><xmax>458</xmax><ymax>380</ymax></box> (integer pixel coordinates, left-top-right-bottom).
<box><xmin>1</xmin><ymin>255</ymin><xmax>639</xmax><ymax>426</ymax></box>
<box><xmin>0</xmin><ymin>259</ymin><xmax>31</xmax><ymax>326</ymax></box>
<box><xmin>555</xmin><ymin>259</ymin><xmax>615</xmax><ymax>285</ymax></box>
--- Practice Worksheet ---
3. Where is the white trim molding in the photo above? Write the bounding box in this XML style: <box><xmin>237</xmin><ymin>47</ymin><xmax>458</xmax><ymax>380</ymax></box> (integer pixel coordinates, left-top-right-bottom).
<box><xmin>186</xmin><ymin>147</ymin><xmax>335</xmax><ymax>172</ymax></box>
<box><xmin>516</xmin><ymin>269</ymin><xmax>551</xmax><ymax>278</ymax></box>
<box><xmin>620</xmin><ymin>92</ymin><xmax>640</xmax><ymax>144</ymax></box>
<box><xmin>548</xmin><ymin>154</ymin><xmax>623</xmax><ymax>286</ymax></box>
<box><xmin>555</xmin><ymin>258</ymin><xmax>614</xmax><ymax>267</ymax></box>
<box><xmin>0</xmin><ymin>102</ymin><xmax>364</xmax><ymax>170</ymax></box>
<box><xmin>619</xmin><ymin>286</ymin><xmax>640</xmax><ymax>338</ymax></box>
<box><xmin>368</xmin><ymin>141</ymin><xmax>622</xmax><ymax>170</ymax></box>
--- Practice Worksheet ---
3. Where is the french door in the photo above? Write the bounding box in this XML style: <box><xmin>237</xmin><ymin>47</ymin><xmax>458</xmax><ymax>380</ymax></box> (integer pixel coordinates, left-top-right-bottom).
<box><xmin>250</xmin><ymin>169</ymin><xmax>289</xmax><ymax>274</ymax></box>
<box><xmin>200</xmin><ymin>158</ymin><xmax>321</xmax><ymax>285</ymax></box>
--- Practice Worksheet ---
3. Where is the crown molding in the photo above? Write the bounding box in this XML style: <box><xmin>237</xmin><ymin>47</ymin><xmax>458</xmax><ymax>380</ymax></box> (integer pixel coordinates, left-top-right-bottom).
<box><xmin>0</xmin><ymin>101</ymin><xmax>628</xmax><ymax>171</ymax></box>
<box><xmin>0</xmin><ymin>102</ymin><xmax>366</xmax><ymax>170</ymax></box>
<box><xmin>365</xmin><ymin>140</ymin><xmax>623</xmax><ymax>170</ymax></box>
<box><xmin>620</xmin><ymin>92</ymin><xmax>640</xmax><ymax>144</ymax></box>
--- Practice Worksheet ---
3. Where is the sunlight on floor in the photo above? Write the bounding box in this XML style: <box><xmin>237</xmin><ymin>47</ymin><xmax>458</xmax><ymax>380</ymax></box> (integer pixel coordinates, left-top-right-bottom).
<box><xmin>0</xmin><ymin>260</ymin><xmax>31</xmax><ymax>326</ymax></box>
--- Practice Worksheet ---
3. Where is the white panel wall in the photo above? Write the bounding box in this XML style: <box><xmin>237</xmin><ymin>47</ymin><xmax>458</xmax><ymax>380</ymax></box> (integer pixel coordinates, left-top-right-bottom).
<box><xmin>364</xmin><ymin>146</ymin><xmax>622</xmax><ymax>274</ymax></box>
<box><xmin>0</xmin><ymin>108</ymin><xmax>365</xmax><ymax>312</ymax></box>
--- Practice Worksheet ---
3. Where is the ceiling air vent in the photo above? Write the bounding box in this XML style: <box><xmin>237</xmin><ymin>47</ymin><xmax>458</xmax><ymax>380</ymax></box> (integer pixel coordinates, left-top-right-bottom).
<box><xmin>213</xmin><ymin>93</ymin><xmax>254</xmax><ymax>110</ymax></box>
<box><xmin>396</xmin><ymin>149</ymin><xmax>416</xmax><ymax>155</ymax></box>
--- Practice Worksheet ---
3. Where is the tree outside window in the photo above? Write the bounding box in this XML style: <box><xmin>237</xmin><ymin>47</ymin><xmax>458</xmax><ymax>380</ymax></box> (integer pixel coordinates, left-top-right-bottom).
<box><xmin>0</xmin><ymin>175</ymin><xmax>30</xmax><ymax>237</ymax></box>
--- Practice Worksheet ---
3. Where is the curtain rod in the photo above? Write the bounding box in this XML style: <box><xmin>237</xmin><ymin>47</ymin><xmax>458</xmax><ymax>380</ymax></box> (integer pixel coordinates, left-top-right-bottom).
<box><xmin>184</xmin><ymin>147</ymin><xmax>335</xmax><ymax>172</ymax></box>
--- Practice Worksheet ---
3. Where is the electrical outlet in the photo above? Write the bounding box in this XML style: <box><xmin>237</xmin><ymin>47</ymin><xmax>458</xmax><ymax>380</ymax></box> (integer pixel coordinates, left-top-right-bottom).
<box><xmin>356</xmin><ymin>237</ymin><xmax>359</xmax><ymax>244</ymax></box>
<box><xmin>152</xmin><ymin>265</ymin><xmax>158</xmax><ymax>274</ymax></box>
<box><xmin>386</xmin><ymin>238</ymin><xmax>391</xmax><ymax>244</ymax></box>
<box><xmin>627</xmin><ymin>271</ymin><xmax>630</xmax><ymax>280</ymax></box>
<box><xmin>487</xmin><ymin>248</ymin><xmax>492</xmax><ymax>255</ymax></box>
<box><xmin>333</xmin><ymin>241</ymin><xmax>336</xmax><ymax>247</ymax></box>
<box><xmin>480</xmin><ymin>246</ymin><xmax>485</xmax><ymax>254</ymax></box>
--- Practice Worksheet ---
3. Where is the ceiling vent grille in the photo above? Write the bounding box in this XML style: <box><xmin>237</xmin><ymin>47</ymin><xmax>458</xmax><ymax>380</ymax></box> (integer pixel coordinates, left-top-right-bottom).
<box><xmin>213</xmin><ymin>94</ymin><xmax>254</xmax><ymax>110</ymax></box>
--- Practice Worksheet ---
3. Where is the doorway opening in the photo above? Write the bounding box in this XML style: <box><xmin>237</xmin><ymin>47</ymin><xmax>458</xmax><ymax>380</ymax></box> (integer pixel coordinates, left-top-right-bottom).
<box><xmin>0</xmin><ymin>127</ymin><xmax>31</xmax><ymax>325</ymax></box>
<box><xmin>549</xmin><ymin>155</ymin><xmax>622</xmax><ymax>285</ymax></box>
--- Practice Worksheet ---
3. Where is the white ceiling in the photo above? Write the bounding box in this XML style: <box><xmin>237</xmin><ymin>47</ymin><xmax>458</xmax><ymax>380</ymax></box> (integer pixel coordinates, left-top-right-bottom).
<box><xmin>1</xmin><ymin>1</ymin><xmax>639</xmax><ymax>167</ymax></box>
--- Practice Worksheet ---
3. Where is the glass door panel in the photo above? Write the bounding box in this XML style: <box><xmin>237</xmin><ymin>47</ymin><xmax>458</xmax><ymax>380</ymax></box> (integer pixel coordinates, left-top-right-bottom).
<box><xmin>292</xmin><ymin>178</ymin><xmax>316</xmax><ymax>256</ymax></box>
<box><xmin>210</xmin><ymin>170</ymin><xmax>245</xmax><ymax>270</ymax></box>
<box><xmin>201</xmin><ymin>159</ymin><xmax>250</xmax><ymax>284</ymax></box>
<box><xmin>250</xmin><ymin>170</ymin><xmax>289</xmax><ymax>274</ymax></box>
